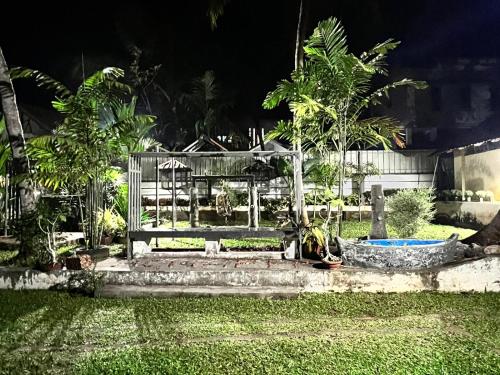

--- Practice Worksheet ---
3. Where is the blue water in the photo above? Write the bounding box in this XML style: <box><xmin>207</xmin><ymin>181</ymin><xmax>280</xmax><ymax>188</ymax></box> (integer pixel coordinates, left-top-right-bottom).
<box><xmin>363</xmin><ymin>239</ymin><xmax>445</xmax><ymax>247</ymax></box>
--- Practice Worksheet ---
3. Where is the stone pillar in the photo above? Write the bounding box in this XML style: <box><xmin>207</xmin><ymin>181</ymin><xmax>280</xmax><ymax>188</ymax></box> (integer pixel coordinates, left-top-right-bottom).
<box><xmin>369</xmin><ymin>184</ymin><xmax>387</xmax><ymax>239</ymax></box>
<box><xmin>190</xmin><ymin>187</ymin><xmax>199</xmax><ymax>227</ymax></box>
<box><xmin>205</xmin><ymin>239</ymin><xmax>221</xmax><ymax>256</ymax></box>
<box><xmin>283</xmin><ymin>239</ymin><xmax>297</xmax><ymax>260</ymax></box>
<box><xmin>249</xmin><ymin>186</ymin><xmax>259</xmax><ymax>228</ymax></box>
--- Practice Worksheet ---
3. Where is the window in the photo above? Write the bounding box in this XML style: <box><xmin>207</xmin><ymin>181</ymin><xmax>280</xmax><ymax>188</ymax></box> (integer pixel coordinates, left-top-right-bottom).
<box><xmin>431</xmin><ymin>87</ymin><xmax>441</xmax><ymax>111</ymax></box>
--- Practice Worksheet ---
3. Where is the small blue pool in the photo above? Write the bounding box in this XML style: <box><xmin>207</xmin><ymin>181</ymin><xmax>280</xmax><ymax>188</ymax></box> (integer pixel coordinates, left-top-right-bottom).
<box><xmin>362</xmin><ymin>239</ymin><xmax>445</xmax><ymax>247</ymax></box>
<box><xmin>338</xmin><ymin>234</ymin><xmax>459</xmax><ymax>269</ymax></box>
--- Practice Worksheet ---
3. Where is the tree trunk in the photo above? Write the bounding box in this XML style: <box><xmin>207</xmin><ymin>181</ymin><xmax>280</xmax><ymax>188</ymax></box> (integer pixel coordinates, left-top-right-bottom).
<box><xmin>0</xmin><ymin>47</ymin><xmax>39</xmax><ymax>261</ymax></box>
<box><xmin>293</xmin><ymin>0</ymin><xmax>310</xmax><ymax>227</ymax></box>
<box><xmin>294</xmin><ymin>0</ymin><xmax>309</xmax><ymax>71</ymax></box>
<box><xmin>336</xmin><ymin>148</ymin><xmax>346</xmax><ymax>237</ymax></box>
<box><xmin>461</xmin><ymin>210</ymin><xmax>500</xmax><ymax>246</ymax></box>
<box><xmin>0</xmin><ymin>47</ymin><xmax>36</xmax><ymax>214</ymax></box>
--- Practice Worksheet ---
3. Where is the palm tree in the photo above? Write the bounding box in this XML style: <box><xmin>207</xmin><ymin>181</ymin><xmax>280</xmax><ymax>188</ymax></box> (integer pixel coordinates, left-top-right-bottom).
<box><xmin>264</xmin><ymin>17</ymin><xmax>427</xmax><ymax>239</ymax></box>
<box><xmin>13</xmin><ymin>67</ymin><xmax>156</xmax><ymax>249</ymax></box>
<box><xmin>184</xmin><ymin>70</ymin><xmax>232</xmax><ymax>141</ymax></box>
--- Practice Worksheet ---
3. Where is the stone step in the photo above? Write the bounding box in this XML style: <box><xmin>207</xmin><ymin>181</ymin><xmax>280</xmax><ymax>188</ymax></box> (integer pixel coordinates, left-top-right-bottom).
<box><xmin>144</xmin><ymin>251</ymin><xmax>285</xmax><ymax>260</ymax></box>
<box><xmin>98</xmin><ymin>284</ymin><xmax>301</xmax><ymax>298</ymax></box>
<box><xmin>101</xmin><ymin>268</ymin><xmax>325</xmax><ymax>288</ymax></box>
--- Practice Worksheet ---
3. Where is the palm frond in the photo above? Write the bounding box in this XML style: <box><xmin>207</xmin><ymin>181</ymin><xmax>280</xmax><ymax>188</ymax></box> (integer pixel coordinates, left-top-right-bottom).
<box><xmin>350</xmin><ymin>117</ymin><xmax>405</xmax><ymax>149</ymax></box>
<box><xmin>361</xmin><ymin>79</ymin><xmax>428</xmax><ymax>108</ymax></box>
<box><xmin>9</xmin><ymin>67</ymin><xmax>72</xmax><ymax>98</ymax></box>
<box><xmin>305</xmin><ymin>17</ymin><xmax>348</xmax><ymax>62</ymax></box>
<box><xmin>207</xmin><ymin>0</ymin><xmax>230</xmax><ymax>30</ymax></box>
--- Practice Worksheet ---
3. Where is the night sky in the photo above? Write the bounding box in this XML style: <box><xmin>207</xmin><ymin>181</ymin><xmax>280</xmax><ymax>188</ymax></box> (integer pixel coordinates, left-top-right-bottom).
<box><xmin>2</xmin><ymin>0</ymin><xmax>500</xmax><ymax>122</ymax></box>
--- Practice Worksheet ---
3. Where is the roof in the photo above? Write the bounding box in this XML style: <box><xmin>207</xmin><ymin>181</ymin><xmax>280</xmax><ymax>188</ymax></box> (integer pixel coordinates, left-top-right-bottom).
<box><xmin>249</xmin><ymin>139</ymin><xmax>289</xmax><ymax>152</ymax></box>
<box><xmin>440</xmin><ymin>137</ymin><xmax>500</xmax><ymax>156</ymax></box>
<box><xmin>182</xmin><ymin>135</ymin><xmax>228</xmax><ymax>152</ymax></box>
<box><xmin>157</xmin><ymin>159</ymin><xmax>192</xmax><ymax>171</ymax></box>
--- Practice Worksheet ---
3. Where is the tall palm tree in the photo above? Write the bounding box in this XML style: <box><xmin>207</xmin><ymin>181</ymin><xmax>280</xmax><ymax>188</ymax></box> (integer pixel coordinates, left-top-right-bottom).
<box><xmin>264</xmin><ymin>17</ymin><xmax>427</xmax><ymax>238</ymax></box>
<box><xmin>184</xmin><ymin>70</ymin><xmax>232</xmax><ymax>141</ymax></box>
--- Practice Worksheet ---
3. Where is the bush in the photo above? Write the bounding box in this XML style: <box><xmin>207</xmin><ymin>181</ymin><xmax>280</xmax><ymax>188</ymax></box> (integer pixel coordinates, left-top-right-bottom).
<box><xmin>260</xmin><ymin>197</ymin><xmax>288</xmax><ymax>219</ymax></box>
<box><xmin>344</xmin><ymin>193</ymin><xmax>359</xmax><ymax>206</ymax></box>
<box><xmin>450</xmin><ymin>189</ymin><xmax>462</xmax><ymax>200</ymax></box>
<box><xmin>386</xmin><ymin>188</ymin><xmax>436</xmax><ymax>238</ymax></box>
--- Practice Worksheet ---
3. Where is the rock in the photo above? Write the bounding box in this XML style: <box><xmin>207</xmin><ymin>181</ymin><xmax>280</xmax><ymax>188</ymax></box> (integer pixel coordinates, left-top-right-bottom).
<box><xmin>484</xmin><ymin>245</ymin><xmax>500</xmax><ymax>255</ymax></box>
<box><xmin>464</xmin><ymin>243</ymin><xmax>484</xmax><ymax>258</ymax></box>
<box><xmin>455</xmin><ymin>242</ymin><xmax>468</xmax><ymax>259</ymax></box>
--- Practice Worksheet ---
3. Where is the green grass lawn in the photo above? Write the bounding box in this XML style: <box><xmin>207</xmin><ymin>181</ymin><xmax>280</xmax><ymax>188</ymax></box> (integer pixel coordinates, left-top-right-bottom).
<box><xmin>157</xmin><ymin>220</ymin><xmax>476</xmax><ymax>249</ymax></box>
<box><xmin>0</xmin><ymin>291</ymin><xmax>498</xmax><ymax>374</ymax></box>
<box><xmin>341</xmin><ymin>221</ymin><xmax>475</xmax><ymax>241</ymax></box>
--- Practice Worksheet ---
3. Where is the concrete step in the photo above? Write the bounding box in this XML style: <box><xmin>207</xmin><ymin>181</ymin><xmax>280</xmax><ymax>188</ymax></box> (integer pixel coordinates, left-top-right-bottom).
<box><xmin>145</xmin><ymin>251</ymin><xmax>285</xmax><ymax>260</ymax></box>
<box><xmin>98</xmin><ymin>284</ymin><xmax>301</xmax><ymax>298</ymax></box>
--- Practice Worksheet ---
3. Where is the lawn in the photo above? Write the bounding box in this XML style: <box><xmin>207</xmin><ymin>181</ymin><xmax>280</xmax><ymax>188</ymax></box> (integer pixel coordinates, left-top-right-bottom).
<box><xmin>341</xmin><ymin>220</ymin><xmax>475</xmax><ymax>241</ymax></box>
<box><xmin>156</xmin><ymin>220</ymin><xmax>475</xmax><ymax>249</ymax></box>
<box><xmin>0</xmin><ymin>291</ymin><xmax>498</xmax><ymax>374</ymax></box>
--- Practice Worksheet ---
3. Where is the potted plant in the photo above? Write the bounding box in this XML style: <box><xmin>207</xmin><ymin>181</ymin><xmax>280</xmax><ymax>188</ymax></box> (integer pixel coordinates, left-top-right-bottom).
<box><xmin>475</xmin><ymin>190</ymin><xmax>486</xmax><ymax>202</ymax></box>
<box><xmin>302</xmin><ymin>222</ymin><xmax>326</xmax><ymax>258</ymax></box>
<box><xmin>464</xmin><ymin>190</ymin><xmax>474</xmax><ymax>202</ymax></box>
<box><xmin>302</xmin><ymin>222</ymin><xmax>342</xmax><ymax>268</ymax></box>
<box><xmin>485</xmin><ymin>191</ymin><xmax>495</xmax><ymax>202</ymax></box>
<box><xmin>450</xmin><ymin>189</ymin><xmax>461</xmax><ymax>201</ymax></box>
<box><xmin>98</xmin><ymin>208</ymin><xmax>126</xmax><ymax>245</ymax></box>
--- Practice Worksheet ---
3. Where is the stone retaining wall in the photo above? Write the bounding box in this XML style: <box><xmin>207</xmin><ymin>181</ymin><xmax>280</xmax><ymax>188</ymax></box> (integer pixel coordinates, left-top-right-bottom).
<box><xmin>1</xmin><ymin>256</ymin><xmax>498</xmax><ymax>293</ymax></box>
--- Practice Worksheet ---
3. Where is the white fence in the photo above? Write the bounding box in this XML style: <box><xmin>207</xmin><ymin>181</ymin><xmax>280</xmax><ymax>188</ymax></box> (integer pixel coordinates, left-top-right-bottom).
<box><xmin>322</xmin><ymin>149</ymin><xmax>437</xmax><ymax>174</ymax></box>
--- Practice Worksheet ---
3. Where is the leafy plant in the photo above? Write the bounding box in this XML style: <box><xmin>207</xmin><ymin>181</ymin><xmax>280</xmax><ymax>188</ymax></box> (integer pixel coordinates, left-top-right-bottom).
<box><xmin>344</xmin><ymin>193</ymin><xmax>359</xmax><ymax>206</ymax></box>
<box><xmin>386</xmin><ymin>188</ymin><xmax>436</xmax><ymax>238</ymax></box>
<box><xmin>114</xmin><ymin>184</ymin><xmax>129</xmax><ymax>221</ymax></box>
<box><xmin>464</xmin><ymin>190</ymin><xmax>474</xmax><ymax>198</ymax></box>
<box><xmin>450</xmin><ymin>189</ymin><xmax>462</xmax><ymax>200</ymax></box>
<box><xmin>302</xmin><ymin>221</ymin><xmax>326</xmax><ymax>257</ymax></box>
<box><xmin>98</xmin><ymin>208</ymin><xmax>126</xmax><ymax>238</ymax></box>
<box><xmin>36</xmin><ymin>198</ymin><xmax>72</xmax><ymax>264</ymax></box>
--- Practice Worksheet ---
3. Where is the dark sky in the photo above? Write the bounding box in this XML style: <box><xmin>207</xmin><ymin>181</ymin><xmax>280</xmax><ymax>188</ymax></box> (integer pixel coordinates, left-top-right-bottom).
<box><xmin>2</xmin><ymin>0</ymin><xmax>500</xmax><ymax>118</ymax></box>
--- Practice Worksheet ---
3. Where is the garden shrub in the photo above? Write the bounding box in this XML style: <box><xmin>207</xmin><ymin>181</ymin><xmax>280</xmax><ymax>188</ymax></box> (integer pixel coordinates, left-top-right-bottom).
<box><xmin>386</xmin><ymin>188</ymin><xmax>436</xmax><ymax>238</ymax></box>
<box><xmin>344</xmin><ymin>193</ymin><xmax>359</xmax><ymax>206</ymax></box>
<box><xmin>260</xmin><ymin>197</ymin><xmax>288</xmax><ymax>219</ymax></box>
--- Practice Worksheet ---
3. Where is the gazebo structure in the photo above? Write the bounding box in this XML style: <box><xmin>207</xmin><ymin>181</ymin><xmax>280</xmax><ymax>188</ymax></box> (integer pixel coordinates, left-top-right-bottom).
<box><xmin>127</xmin><ymin>150</ymin><xmax>302</xmax><ymax>259</ymax></box>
